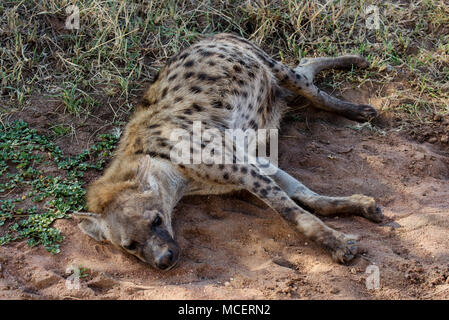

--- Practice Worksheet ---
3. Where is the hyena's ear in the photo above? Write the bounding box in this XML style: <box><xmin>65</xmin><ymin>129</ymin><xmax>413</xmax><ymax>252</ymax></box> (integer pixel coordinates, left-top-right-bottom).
<box><xmin>136</xmin><ymin>155</ymin><xmax>151</xmax><ymax>182</ymax></box>
<box><xmin>136</xmin><ymin>155</ymin><xmax>158</xmax><ymax>193</ymax></box>
<box><xmin>72</xmin><ymin>212</ymin><xmax>106</xmax><ymax>242</ymax></box>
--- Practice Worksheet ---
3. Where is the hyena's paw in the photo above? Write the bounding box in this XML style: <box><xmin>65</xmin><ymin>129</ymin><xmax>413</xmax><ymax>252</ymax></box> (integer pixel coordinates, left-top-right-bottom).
<box><xmin>323</xmin><ymin>232</ymin><xmax>359</xmax><ymax>264</ymax></box>
<box><xmin>350</xmin><ymin>55</ymin><xmax>370</xmax><ymax>69</ymax></box>
<box><xmin>357</xmin><ymin>104</ymin><xmax>378</xmax><ymax>120</ymax></box>
<box><xmin>350</xmin><ymin>194</ymin><xmax>384</xmax><ymax>223</ymax></box>
<box><xmin>346</xmin><ymin>104</ymin><xmax>378</xmax><ymax>122</ymax></box>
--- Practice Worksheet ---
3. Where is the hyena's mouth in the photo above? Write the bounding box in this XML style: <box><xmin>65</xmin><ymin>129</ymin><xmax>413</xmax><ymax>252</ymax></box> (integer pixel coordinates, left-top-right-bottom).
<box><xmin>159</xmin><ymin>257</ymin><xmax>179</xmax><ymax>271</ymax></box>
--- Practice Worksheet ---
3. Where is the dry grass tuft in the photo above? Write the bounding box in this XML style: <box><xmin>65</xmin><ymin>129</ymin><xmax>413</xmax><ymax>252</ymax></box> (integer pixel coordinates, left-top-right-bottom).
<box><xmin>0</xmin><ymin>0</ymin><xmax>448</xmax><ymax>125</ymax></box>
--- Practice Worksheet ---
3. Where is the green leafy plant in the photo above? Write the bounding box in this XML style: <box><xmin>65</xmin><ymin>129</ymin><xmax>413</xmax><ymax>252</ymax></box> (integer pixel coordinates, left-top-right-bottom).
<box><xmin>0</xmin><ymin>120</ymin><xmax>118</xmax><ymax>254</ymax></box>
<box><xmin>79</xmin><ymin>266</ymin><xmax>90</xmax><ymax>278</ymax></box>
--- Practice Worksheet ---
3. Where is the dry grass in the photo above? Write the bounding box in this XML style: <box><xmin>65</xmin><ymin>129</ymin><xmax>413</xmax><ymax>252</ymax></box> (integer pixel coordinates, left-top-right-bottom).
<box><xmin>0</xmin><ymin>0</ymin><xmax>448</xmax><ymax>126</ymax></box>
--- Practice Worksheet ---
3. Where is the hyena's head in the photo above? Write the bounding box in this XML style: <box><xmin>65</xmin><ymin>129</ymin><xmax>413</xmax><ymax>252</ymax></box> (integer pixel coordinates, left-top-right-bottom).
<box><xmin>74</xmin><ymin>156</ymin><xmax>181</xmax><ymax>271</ymax></box>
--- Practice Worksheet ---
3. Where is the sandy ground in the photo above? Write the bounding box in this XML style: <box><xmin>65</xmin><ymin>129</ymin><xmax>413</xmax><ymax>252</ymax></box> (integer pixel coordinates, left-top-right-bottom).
<box><xmin>0</xmin><ymin>91</ymin><xmax>448</xmax><ymax>300</ymax></box>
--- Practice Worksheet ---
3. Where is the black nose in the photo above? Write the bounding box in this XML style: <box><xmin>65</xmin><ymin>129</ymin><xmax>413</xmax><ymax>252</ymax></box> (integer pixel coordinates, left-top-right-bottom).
<box><xmin>155</xmin><ymin>249</ymin><xmax>175</xmax><ymax>270</ymax></box>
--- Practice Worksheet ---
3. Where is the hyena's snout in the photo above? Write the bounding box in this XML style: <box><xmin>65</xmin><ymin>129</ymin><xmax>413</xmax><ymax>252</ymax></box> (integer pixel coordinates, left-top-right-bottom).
<box><xmin>144</xmin><ymin>229</ymin><xmax>180</xmax><ymax>270</ymax></box>
<box><xmin>155</xmin><ymin>246</ymin><xmax>179</xmax><ymax>270</ymax></box>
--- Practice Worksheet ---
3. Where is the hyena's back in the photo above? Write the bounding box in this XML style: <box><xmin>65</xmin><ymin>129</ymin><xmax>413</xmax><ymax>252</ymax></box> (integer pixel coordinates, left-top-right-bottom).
<box><xmin>139</xmin><ymin>33</ymin><xmax>284</xmax><ymax>135</ymax></box>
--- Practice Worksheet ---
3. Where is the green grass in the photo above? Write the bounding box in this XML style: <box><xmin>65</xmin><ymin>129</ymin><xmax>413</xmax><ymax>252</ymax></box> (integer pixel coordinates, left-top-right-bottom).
<box><xmin>0</xmin><ymin>0</ymin><xmax>448</xmax><ymax>253</ymax></box>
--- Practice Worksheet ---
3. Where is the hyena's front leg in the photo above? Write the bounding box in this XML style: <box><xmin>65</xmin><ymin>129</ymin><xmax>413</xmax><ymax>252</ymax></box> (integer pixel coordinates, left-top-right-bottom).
<box><xmin>270</xmin><ymin>166</ymin><xmax>384</xmax><ymax>223</ymax></box>
<box><xmin>179</xmin><ymin>163</ymin><xmax>358</xmax><ymax>263</ymax></box>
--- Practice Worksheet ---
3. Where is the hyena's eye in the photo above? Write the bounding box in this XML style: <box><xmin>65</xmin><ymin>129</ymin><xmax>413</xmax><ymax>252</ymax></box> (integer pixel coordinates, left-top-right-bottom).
<box><xmin>152</xmin><ymin>215</ymin><xmax>162</xmax><ymax>227</ymax></box>
<box><xmin>124</xmin><ymin>241</ymin><xmax>138</xmax><ymax>251</ymax></box>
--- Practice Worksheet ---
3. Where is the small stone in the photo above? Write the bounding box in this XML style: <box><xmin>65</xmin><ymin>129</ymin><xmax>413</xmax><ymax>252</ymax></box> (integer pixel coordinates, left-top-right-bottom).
<box><xmin>440</xmin><ymin>135</ymin><xmax>448</xmax><ymax>143</ymax></box>
<box><xmin>384</xmin><ymin>221</ymin><xmax>401</xmax><ymax>229</ymax></box>
<box><xmin>350</xmin><ymin>267</ymin><xmax>357</xmax><ymax>274</ymax></box>
<box><xmin>281</xmin><ymin>287</ymin><xmax>290</xmax><ymax>294</ymax></box>
<box><xmin>330</xmin><ymin>288</ymin><xmax>340</xmax><ymax>294</ymax></box>
<box><xmin>441</xmin><ymin>83</ymin><xmax>449</xmax><ymax>92</ymax></box>
<box><xmin>31</xmin><ymin>271</ymin><xmax>60</xmax><ymax>289</ymax></box>
<box><xmin>87</xmin><ymin>276</ymin><xmax>116</xmax><ymax>290</ymax></box>
<box><xmin>428</xmin><ymin>137</ymin><xmax>437</xmax><ymax>143</ymax></box>
<box><xmin>224</xmin><ymin>281</ymin><xmax>230</xmax><ymax>287</ymax></box>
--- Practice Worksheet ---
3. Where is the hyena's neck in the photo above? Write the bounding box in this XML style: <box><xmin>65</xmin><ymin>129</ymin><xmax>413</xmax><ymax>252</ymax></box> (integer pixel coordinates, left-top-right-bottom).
<box><xmin>145</xmin><ymin>159</ymin><xmax>188</xmax><ymax>214</ymax></box>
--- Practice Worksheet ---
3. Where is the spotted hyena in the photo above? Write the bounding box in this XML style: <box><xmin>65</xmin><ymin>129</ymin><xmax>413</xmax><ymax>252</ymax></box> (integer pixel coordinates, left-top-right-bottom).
<box><xmin>74</xmin><ymin>33</ymin><xmax>383</xmax><ymax>270</ymax></box>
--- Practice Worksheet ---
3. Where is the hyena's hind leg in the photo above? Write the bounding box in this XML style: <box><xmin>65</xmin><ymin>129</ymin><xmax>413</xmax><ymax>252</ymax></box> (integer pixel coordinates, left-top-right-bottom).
<box><xmin>270</xmin><ymin>165</ymin><xmax>384</xmax><ymax>223</ymax></box>
<box><xmin>216</xmin><ymin>33</ymin><xmax>376</xmax><ymax>122</ymax></box>
<box><xmin>290</xmin><ymin>55</ymin><xmax>377</xmax><ymax>122</ymax></box>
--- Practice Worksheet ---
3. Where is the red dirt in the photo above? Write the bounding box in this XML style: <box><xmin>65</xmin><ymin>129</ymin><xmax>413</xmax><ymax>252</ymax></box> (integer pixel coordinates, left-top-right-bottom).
<box><xmin>1</xmin><ymin>91</ymin><xmax>448</xmax><ymax>300</ymax></box>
